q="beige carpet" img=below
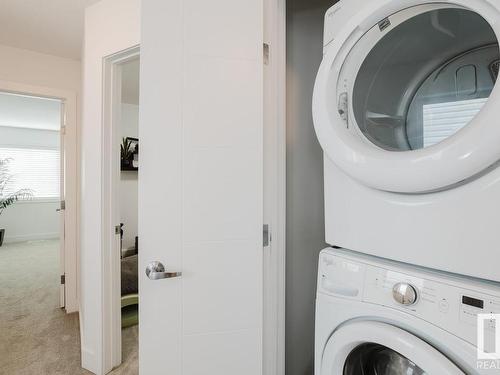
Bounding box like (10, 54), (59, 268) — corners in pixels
(0, 240), (138, 375)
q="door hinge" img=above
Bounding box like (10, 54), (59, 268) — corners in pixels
(115, 225), (121, 235)
(263, 43), (270, 65)
(61, 125), (67, 135)
(263, 224), (271, 247)
(60, 274), (65, 285)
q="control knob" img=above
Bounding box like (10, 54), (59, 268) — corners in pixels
(392, 282), (418, 306)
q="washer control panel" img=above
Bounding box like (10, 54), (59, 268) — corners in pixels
(318, 249), (500, 351)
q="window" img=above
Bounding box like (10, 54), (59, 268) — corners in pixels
(0, 93), (62, 200)
(0, 147), (60, 199)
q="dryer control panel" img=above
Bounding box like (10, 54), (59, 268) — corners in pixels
(318, 248), (500, 352)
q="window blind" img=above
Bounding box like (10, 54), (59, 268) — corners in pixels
(0, 147), (60, 199)
(423, 98), (488, 147)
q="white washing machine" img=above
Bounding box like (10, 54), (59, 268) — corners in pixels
(312, 0), (500, 281)
(316, 248), (500, 375)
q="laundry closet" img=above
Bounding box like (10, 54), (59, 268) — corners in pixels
(287, 0), (500, 373)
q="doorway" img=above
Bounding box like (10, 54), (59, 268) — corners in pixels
(101, 47), (140, 373)
(0, 85), (79, 373)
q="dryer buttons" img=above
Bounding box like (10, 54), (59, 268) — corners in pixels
(438, 299), (450, 313)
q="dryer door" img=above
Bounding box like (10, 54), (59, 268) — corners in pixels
(320, 321), (465, 375)
(313, 1), (500, 193)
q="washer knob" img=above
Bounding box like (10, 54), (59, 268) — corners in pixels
(392, 282), (417, 305)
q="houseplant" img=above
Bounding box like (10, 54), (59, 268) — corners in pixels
(121, 137), (134, 170)
(0, 159), (33, 246)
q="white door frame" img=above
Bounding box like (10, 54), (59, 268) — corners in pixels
(59, 100), (67, 309)
(0, 79), (79, 313)
(263, 0), (287, 374)
(101, 45), (140, 372)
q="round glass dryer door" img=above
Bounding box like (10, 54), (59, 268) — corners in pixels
(350, 7), (497, 152)
(320, 321), (465, 375)
(313, 2), (500, 193)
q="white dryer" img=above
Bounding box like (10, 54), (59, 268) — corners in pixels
(316, 248), (500, 375)
(312, 0), (500, 281)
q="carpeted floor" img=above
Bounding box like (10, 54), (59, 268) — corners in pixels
(0, 240), (138, 375)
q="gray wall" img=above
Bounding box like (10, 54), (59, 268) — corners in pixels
(286, 1), (335, 374)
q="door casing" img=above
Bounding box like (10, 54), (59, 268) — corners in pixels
(101, 46), (140, 372)
(263, 0), (286, 374)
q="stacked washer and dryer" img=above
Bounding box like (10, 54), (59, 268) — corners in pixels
(312, 0), (500, 373)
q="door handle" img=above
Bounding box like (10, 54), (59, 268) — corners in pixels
(146, 261), (182, 280)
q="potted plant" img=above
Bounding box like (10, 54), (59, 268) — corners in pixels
(121, 137), (134, 170)
(0, 159), (33, 246)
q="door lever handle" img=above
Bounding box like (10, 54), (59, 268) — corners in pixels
(146, 261), (182, 280)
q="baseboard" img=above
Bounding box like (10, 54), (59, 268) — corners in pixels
(3, 232), (59, 244)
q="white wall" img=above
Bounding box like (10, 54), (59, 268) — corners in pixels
(286, 2), (330, 375)
(81, 1), (140, 373)
(0, 44), (81, 89)
(120, 103), (139, 250)
(0, 201), (59, 243)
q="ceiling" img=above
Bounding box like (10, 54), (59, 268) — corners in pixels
(0, 0), (101, 60)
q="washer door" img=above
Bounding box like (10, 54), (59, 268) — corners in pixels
(321, 321), (465, 374)
(313, 1), (500, 193)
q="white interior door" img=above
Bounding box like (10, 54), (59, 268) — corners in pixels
(139, 1), (264, 374)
